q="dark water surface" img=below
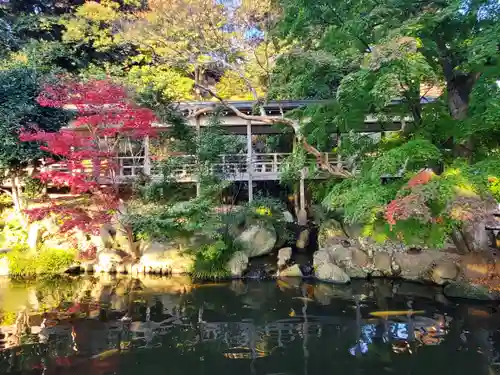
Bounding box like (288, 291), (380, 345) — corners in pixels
(0, 276), (499, 375)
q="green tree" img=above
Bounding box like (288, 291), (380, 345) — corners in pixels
(271, 0), (500, 248)
(0, 65), (70, 211)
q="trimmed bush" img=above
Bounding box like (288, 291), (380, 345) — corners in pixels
(4, 245), (76, 277)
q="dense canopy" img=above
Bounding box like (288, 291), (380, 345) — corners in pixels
(1, 0), (500, 247)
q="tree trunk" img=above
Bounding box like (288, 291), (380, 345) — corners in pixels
(448, 85), (469, 121)
(447, 73), (478, 158)
(10, 176), (22, 213)
(125, 224), (139, 259)
(15, 176), (23, 210)
(450, 228), (470, 254)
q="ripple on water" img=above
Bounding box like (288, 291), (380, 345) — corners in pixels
(0, 276), (498, 375)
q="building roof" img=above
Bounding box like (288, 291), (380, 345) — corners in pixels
(177, 96), (440, 115)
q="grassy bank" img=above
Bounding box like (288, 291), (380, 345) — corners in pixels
(1, 245), (76, 278)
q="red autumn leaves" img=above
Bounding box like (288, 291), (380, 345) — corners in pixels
(19, 78), (157, 234)
(384, 169), (437, 230)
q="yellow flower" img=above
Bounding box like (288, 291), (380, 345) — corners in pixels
(255, 207), (271, 216)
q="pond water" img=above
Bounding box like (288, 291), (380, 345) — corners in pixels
(0, 276), (499, 375)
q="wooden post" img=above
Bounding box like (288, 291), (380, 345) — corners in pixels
(298, 168), (307, 225)
(299, 169), (306, 210)
(247, 120), (253, 202)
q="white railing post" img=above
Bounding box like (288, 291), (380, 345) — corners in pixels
(273, 153), (278, 173)
(143, 136), (151, 176)
(116, 157), (122, 180)
(247, 120), (253, 202)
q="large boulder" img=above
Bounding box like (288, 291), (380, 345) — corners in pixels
(226, 251), (249, 278)
(314, 245), (370, 279)
(139, 241), (195, 274)
(444, 281), (500, 300)
(372, 252), (393, 276)
(317, 219), (347, 248)
(315, 263), (350, 284)
(237, 224), (277, 258)
(431, 261), (459, 285)
(279, 264), (303, 278)
(460, 220), (491, 253)
(393, 251), (461, 282)
(346, 248), (371, 278)
(96, 249), (130, 273)
(277, 247), (292, 269)
(451, 195), (497, 253)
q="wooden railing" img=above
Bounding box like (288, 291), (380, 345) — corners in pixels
(45, 153), (343, 183)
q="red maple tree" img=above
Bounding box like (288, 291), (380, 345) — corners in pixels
(384, 169), (435, 230)
(19, 78), (157, 257)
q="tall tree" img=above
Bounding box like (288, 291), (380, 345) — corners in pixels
(117, 0), (348, 177)
(20, 78), (157, 255)
(0, 65), (70, 211)
(275, 0), (500, 143)
(272, 0), (500, 248)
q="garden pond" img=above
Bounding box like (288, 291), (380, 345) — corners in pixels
(0, 275), (499, 375)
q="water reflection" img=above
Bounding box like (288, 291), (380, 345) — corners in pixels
(0, 276), (498, 375)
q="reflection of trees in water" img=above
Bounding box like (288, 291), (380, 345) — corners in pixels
(0, 277), (498, 374)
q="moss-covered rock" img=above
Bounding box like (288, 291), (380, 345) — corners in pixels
(317, 219), (347, 248)
(444, 281), (500, 300)
(237, 223), (277, 258)
(138, 241), (195, 274)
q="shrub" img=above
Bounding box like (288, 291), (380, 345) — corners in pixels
(0, 215), (28, 248)
(0, 194), (12, 213)
(4, 245), (76, 277)
(189, 239), (241, 280)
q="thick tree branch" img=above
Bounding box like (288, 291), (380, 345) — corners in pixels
(0, 187), (12, 196)
(193, 84), (352, 179)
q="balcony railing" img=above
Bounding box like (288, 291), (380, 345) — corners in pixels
(44, 153), (344, 183)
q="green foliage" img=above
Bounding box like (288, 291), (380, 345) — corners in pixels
(270, 51), (345, 100)
(324, 178), (401, 224)
(0, 65), (70, 175)
(188, 196), (291, 280)
(127, 65), (194, 101)
(369, 139), (442, 180)
(279, 148), (308, 183)
(127, 195), (221, 243)
(189, 240), (234, 280)
(135, 110), (244, 208)
(0, 194), (12, 213)
(4, 245), (76, 277)
(22, 176), (46, 199)
(273, 0), (500, 248)
(0, 215), (28, 248)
